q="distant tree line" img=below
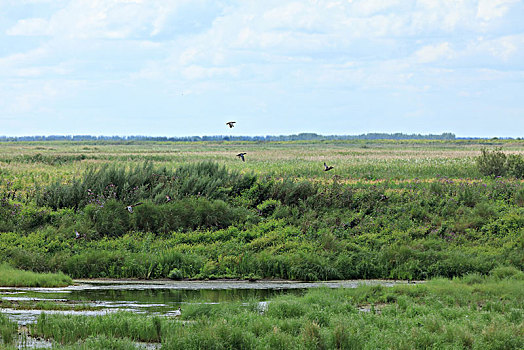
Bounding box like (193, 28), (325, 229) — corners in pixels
(0, 132), (457, 142)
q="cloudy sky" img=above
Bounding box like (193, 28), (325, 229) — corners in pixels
(1, 0), (523, 137)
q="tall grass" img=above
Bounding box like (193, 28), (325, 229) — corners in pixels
(0, 312), (17, 347)
(35, 161), (256, 210)
(0, 263), (72, 287)
(31, 312), (163, 344)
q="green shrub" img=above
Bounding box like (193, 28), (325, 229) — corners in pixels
(269, 179), (319, 206)
(0, 198), (19, 232)
(514, 187), (524, 206)
(161, 197), (249, 233)
(17, 205), (52, 232)
(84, 200), (130, 238)
(5, 248), (50, 273)
(476, 148), (507, 177)
(35, 161), (257, 210)
(257, 199), (280, 217)
(490, 266), (524, 280)
(506, 154), (524, 178)
(167, 268), (183, 280)
(61, 250), (128, 278)
(131, 201), (161, 233)
(476, 148), (524, 178)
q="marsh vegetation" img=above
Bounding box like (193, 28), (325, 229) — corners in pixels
(1, 271), (522, 349)
(0, 139), (522, 348)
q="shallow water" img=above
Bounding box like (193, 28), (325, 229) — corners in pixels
(1, 279), (412, 325)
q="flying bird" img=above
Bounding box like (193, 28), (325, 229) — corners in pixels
(237, 152), (247, 162)
(126, 202), (143, 213)
(323, 162), (334, 171)
(226, 121), (236, 128)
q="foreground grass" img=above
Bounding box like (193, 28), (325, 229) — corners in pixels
(23, 270), (523, 349)
(0, 263), (72, 287)
(0, 312), (17, 347)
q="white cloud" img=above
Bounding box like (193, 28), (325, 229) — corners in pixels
(6, 18), (50, 36)
(5, 0), (220, 40)
(414, 42), (454, 63)
(479, 35), (521, 61)
(0, 47), (49, 75)
(477, 0), (519, 21)
(0, 79), (82, 114)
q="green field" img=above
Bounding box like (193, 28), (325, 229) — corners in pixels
(0, 139), (522, 280)
(0, 139), (523, 348)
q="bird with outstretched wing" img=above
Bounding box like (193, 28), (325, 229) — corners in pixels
(125, 202), (143, 213)
(237, 152), (247, 162)
(323, 162), (334, 171)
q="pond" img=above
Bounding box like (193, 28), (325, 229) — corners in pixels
(1, 279), (412, 325)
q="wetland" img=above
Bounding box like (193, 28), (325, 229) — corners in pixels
(0, 139), (522, 348)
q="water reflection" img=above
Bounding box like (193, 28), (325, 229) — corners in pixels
(67, 287), (303, 305)
(1, 279), (411, 325)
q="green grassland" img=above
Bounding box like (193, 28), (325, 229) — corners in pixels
(0, 139), (522, 281)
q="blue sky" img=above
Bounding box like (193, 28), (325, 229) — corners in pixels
(1, 0), (523, 137)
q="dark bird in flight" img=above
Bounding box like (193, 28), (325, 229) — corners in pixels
(237, 152), (247, 162)
(226, 121), (236, 128)
(126, 202), (143, 213)
(323, 162), (334, 171)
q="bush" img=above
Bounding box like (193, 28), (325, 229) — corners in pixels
(161, 197), (249, 233)
(490, 266), (524, 280)
(131, 202), (161, 232)
(167, 268), (183, 280)
(84, 200), (130, 238)
(476, 148), (524, 178)
(0, 198), (18, 232)
(476, 148), (507, 177)
(36, 161), (257, 210)
(506, 154), (524, 178)
(61, 250), (128, 278)
(257, 199), (280, 217)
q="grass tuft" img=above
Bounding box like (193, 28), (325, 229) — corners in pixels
(0, 263), (72, 287)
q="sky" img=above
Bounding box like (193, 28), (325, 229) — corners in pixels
(0, 0), (523, 138)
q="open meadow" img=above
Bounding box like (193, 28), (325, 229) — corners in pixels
(0, 139), (523, 348)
